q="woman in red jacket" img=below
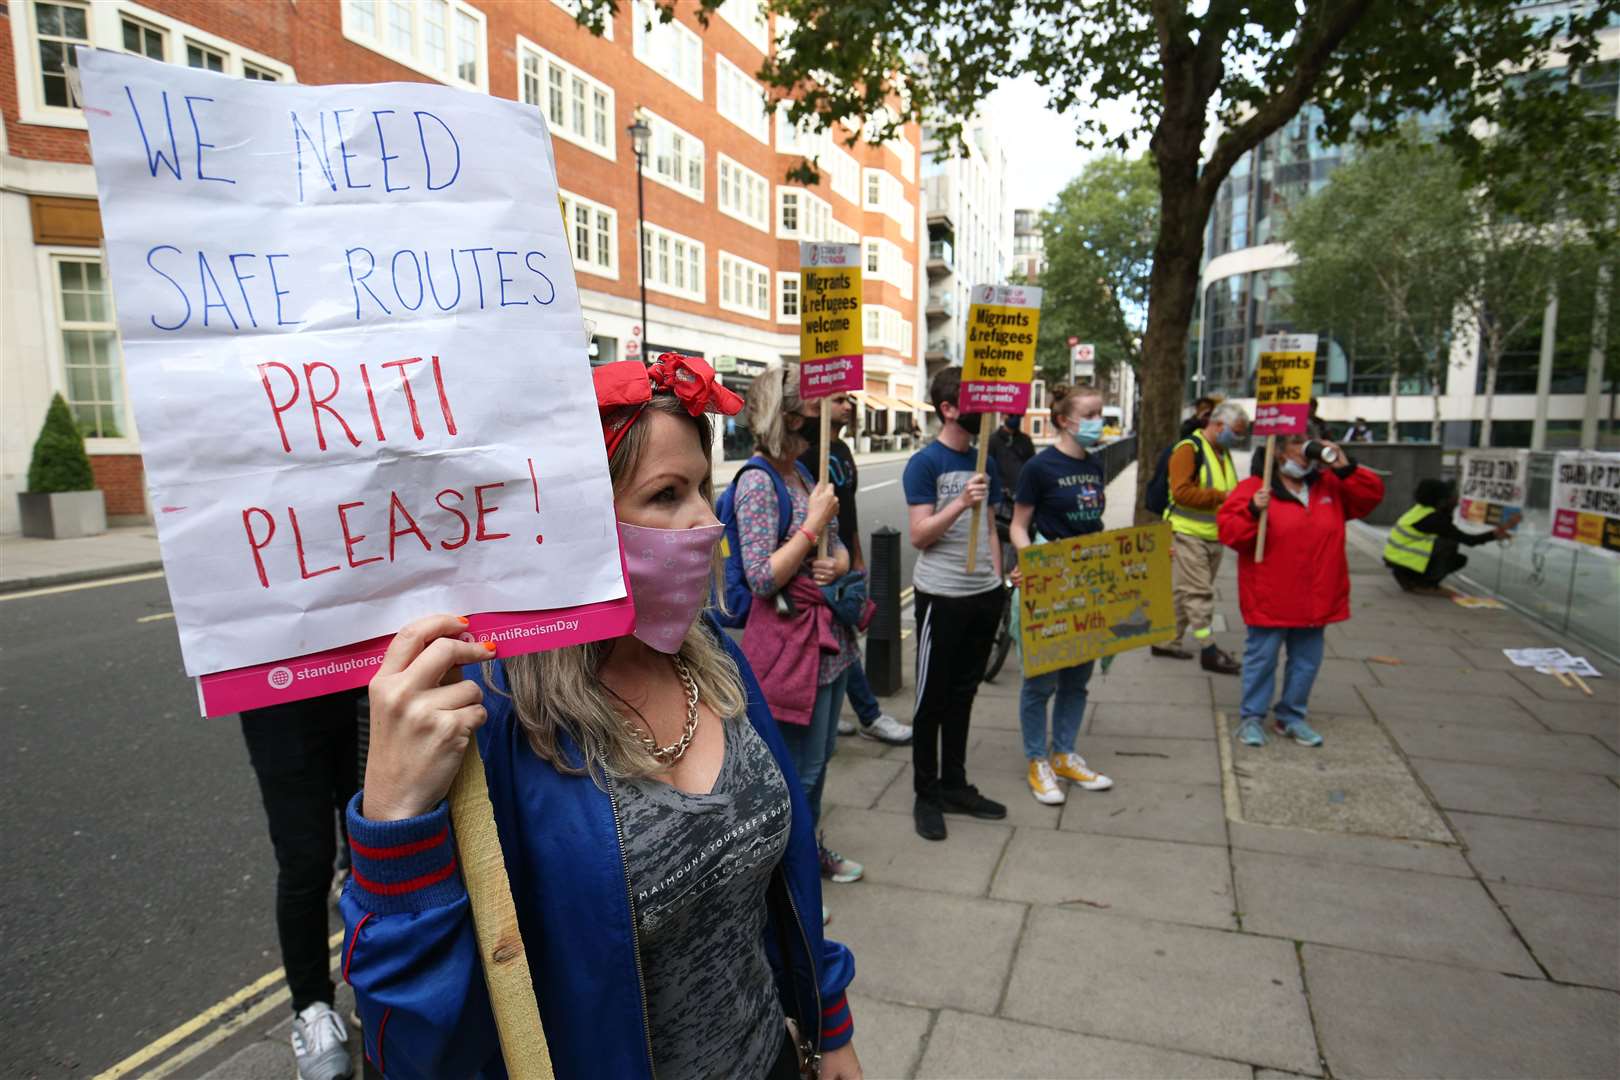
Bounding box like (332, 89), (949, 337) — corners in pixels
(1217, 437), (1384, 747)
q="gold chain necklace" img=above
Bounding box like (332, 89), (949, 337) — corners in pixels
(623, 655), (701, 766)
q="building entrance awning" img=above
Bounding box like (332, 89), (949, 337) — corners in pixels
(854, 390), (899, 410)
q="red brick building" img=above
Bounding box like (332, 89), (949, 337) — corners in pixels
(1, 0), (926, 529)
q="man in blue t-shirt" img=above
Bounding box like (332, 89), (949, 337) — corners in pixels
(902, 367), (1008, 841)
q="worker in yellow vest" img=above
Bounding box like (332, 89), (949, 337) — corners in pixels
(1152, 402), (1249, 674)
(1384, 478), (1516, 593)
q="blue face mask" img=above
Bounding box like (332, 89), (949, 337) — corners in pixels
(1213, 426), (1238, 449)
(1069, 418), (1105, 447)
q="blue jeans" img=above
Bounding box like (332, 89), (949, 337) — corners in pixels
(778, 669), (850, 833)
(844, 655), (882, 725)
(1019, 661), (1096, 760)
(1240, 626), (1326, 728)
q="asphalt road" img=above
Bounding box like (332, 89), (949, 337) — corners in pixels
(0, 463), (917, 1076)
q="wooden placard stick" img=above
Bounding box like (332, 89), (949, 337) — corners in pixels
(1549, 668), (1574, 689)
(965, 411), (996, 574)
(817, 406), (832, 558)
(1255, 434), (1277, 563)
(449, 741), (554, 1077)
(1570, 672), (1594, 696)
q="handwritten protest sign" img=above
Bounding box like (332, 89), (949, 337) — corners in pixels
(1251, 334), (1317, 437)
(1018, 523), (1175, 677)
(79, 51), (629, 714)
(799, 243), (863, 398)
(1550, 450), (1620, 556)
(1456, 449), (1527, 530)
(961, 284), (1041, 414)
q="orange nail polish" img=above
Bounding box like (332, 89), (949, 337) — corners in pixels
(483, 641), (497, 652)
(458, 616), (470, 625)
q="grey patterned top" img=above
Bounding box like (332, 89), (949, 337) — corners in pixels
(614, 715), (793, 1079)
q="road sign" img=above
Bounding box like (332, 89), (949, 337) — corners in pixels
(625, 338), (641, 358)
(1070, 342), (1095, 384)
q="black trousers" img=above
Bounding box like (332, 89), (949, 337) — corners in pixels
(1392, 538), (1467, 590)
(241, 690), (361, 1013)
(911, 586), (1003, 796)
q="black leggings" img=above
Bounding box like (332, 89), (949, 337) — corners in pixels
(240, 690), (361, 1012)
(766, 1028), (800, 1080)
(911, 586), (1004, 796)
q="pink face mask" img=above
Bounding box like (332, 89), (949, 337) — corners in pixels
(619, 521), (725, 654)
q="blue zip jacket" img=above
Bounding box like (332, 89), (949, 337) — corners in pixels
(339, 623), (855, 1078)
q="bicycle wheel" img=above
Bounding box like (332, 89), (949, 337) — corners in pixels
(983, 591), (1015, 682)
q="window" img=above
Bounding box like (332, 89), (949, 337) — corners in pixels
(776, 104), (810, 153)
(778, 186), (834, 241)
(186, 41), (226, 72)
(122, 16), (165, 61)
(777, 272), (800, 323)
(779, 189), (799, 234)
(519, 41), (615, 159)
(717, 0), (769, 52)
(863, 304), (911, 354)
(719, 253), (771, 318)
(641, 222), (705, 301)
(342, 0), (487, 90)
(633, 0), (702, 100)
(865, 170), (883, 209)
(820, 142), (860, 204)
(716, 56), (769, 143)
(560, 190), (618, 278)
(54, 258), (124, 439)
(33, 2), (90, 108)
(243, 63), (279, 81)
(717, 155), (769, 231)
(643, 111), (704, 200)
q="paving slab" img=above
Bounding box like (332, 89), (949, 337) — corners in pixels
(915, 1009), (1250, 1079)
(1449, 811), (1620, 896)
(1328, 622), (1468, 646)
(823, 756), (909, 811)
(1227, 820), (1471, 877)
(1212, 676), (1372, 718)
(1368, 664), (1526, 696)
(820, 807), (1011, 898)
(1088, 703), (1217, 740)
(991, 828), (1235, 929)
(1381, 717), (1619, 774)
(1487, 882), (1620, 990)
(1058, 779), (1227, 846)
(1356, 686), (1537, 729)
(1518, 698), (1620, 746)
(1326, 639), (1467, 666)
(1233, 849), (1538, 975)
(1449, 624), (1568, 649)
(844, 992), (931, 1080)
(1303, 944), (1620, 1079)
(1086, 675), (1212, 705)
(1066, 734), (1222, 786)
(1409, 758), (1620, 827)
(821, 883), (1026, 1015)
(871, 757), (1063, 831)
(1000, 907), (1321, 1075)
(1508, 666), (1620, 705)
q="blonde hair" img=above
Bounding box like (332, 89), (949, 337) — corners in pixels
(1051, 382), (1104, 424)
(494, 394), (746, 782)
(743, 361), (806, 459)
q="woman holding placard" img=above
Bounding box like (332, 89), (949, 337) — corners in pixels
(340, 355), (863, 1080)
(1218, 436), (1383, 748)
(1008, 384), (1116, 805)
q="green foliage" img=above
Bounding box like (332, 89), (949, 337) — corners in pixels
(27, 394), (96, 494)
(1032, 154), (1158, 386)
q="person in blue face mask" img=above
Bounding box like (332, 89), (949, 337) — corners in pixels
(1008, 384), (1116, 805)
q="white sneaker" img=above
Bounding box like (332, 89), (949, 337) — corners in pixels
(1027, 758), (1066, 805)
(291, 1002), (352, 1080)
(836, 716), (857, 736)
(1052, 752), (1115, 792)
(858, 712), (913, 745)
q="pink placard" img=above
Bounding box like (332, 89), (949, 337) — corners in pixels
(800, 355), (863, 399)
(1251, 402), (1309, 437)
(960, 380), (1031, 415)
(1552, 509), (1579, 541)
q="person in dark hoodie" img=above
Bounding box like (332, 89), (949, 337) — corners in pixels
(1382, 478), (1517, 594)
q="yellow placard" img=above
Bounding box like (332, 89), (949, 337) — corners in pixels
(1017, 523), (1176, 677)
(1252, 333), (1318, 437)
(800, 243), (863, 363)
(963, 285), (1041, 385)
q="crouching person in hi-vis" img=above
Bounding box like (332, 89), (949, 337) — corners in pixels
(1153, 402), (1249, 675)
(340, 356), (862, 1080)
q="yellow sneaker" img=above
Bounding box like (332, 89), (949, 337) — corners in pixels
(1051, 753), (1114, 792)
(1027, 758), (1065, 805)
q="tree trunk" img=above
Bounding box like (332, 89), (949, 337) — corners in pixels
(1481, 339), (1500, 448)
(1133, 139), (1206, 521)
(1389, 371), (1399, 443)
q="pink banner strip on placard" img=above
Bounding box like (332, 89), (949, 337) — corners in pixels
(198, 591), (635, 717)
(1251, 402), (1309, 437)
(960, 381), (1031, 415)
(800, 355), (863, 399)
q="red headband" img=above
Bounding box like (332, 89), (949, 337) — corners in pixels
(594, 353), (744, 456)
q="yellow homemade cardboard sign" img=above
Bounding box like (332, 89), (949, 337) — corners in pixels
(799, 243), (863, 364)
(1017, 523), (1175, 677)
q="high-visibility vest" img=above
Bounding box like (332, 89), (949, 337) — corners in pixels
(1383, 504), (1438, 572)
(1165, 430), (1238, 541)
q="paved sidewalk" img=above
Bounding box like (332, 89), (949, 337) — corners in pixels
(0, 525), (162, 592)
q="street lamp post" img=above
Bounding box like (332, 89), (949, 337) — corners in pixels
(627, 115), (651, 355)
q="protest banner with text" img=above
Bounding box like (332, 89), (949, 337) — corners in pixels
(1018, 523), (1175, 677)
(1251, 334), (1318, 437)
(1456, 449), (1528, 530)
(961, 284), (1041, 414)
(799, 243), (863, 399)
(1550, 450), (1620, 556)
(79, 51), (630, 715)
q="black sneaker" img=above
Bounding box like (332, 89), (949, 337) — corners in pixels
(913, 795), (947, 841)
(940, 784), (1008, 820)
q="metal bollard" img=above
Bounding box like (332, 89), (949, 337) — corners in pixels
(866, 526), (904, 696)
